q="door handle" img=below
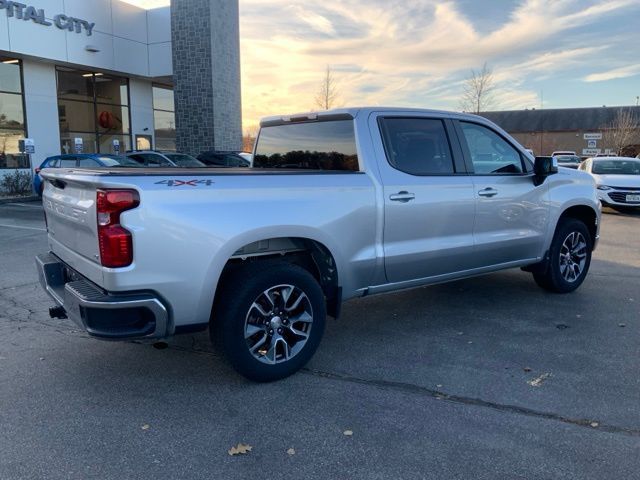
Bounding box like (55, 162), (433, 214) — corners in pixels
(478, 188), (498, 198)
(389, 191), (415, 203)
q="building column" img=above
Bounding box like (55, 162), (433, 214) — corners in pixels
(129, 79), (155, 151)
(22, 60), (60, 171)
(170, 0), (242, 155)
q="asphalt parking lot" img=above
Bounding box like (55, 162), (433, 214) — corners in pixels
(1, 201), (639, 479)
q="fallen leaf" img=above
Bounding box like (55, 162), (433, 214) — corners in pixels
(523, 367), (532, 373)
(457, 332), (464, 336)
(527, 373), (551, 387)
(576, 314), (582, 318)
(141, 424), (150, 430)
(618, 323), (626, 328)
(436, 384), (443, 388)
(467, 341), (473, 344)
(343, 430), (353, 436)
(590, 422), (599, 428)
(286, 448), (295, 455)
(228, 443), (252, 456)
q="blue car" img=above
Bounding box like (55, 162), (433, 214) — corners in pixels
(34, 154), (139, 196)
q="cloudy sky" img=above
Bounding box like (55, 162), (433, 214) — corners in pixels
(124, 0), (640, 128)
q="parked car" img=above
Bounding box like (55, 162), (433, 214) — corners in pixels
(552, 150), (577, 156)
(579, 156), (640, 211)
(197, 150), (250, 167)
(126, 150), (205, 168)
(554, 154), (582, 169)
(33, 154), (139, 196)
(37, 107), (600, 382)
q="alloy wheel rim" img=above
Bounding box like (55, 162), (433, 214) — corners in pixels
(559, 231), (587, 283)
(244, 284), (313, 364)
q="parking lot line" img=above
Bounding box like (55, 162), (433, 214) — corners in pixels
(0, 223), (47, 232)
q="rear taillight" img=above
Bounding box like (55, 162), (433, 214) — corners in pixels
(96, 189), (140, 268)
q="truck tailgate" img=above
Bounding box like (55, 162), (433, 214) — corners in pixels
(42, 173), (102, 282)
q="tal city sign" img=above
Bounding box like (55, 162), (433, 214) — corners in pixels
(0, 1), (95, 36)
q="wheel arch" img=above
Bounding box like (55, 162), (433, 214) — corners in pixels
(210, 234), (343, 322)
(557, 205), (598, 248)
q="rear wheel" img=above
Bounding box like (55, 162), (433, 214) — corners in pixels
(533, 219), (592, 293)
(211, 262), (326, 382)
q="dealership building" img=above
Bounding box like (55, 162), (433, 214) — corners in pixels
(0, 0), (241, 180)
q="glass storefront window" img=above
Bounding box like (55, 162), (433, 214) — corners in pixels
(0, 93), (25, 129)
(153, 84), (175, 151)
(60, 132), (98, 155)
(0, 58), (26, 170)
(99, 134), (131, 154)
(0, 61), (22, 94)
(153, 86), (174, 112)
(57, 68), (94, 102)
(96, 104), (130, 134)
(95, 74), (128, 106)
(56, 68), (131, 154)
(58, 100), (96, 134)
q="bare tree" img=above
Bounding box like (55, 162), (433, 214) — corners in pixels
(314, 66), (339, 111)
(242, 125), (259, 153)
(602, 109), (640, 155)
(460, 63), (495, 114)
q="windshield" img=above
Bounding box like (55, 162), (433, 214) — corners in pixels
(592, 159), (640, 175)
(165, 154), (205, 167)
(555, 155), (581, 164)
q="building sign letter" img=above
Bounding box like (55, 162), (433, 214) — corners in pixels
(0, 2), (94, 35)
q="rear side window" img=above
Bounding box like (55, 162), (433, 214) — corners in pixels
(379, 118), (455, 175)
(254, 120), (359, 171)
(78, 158), (100, 167)
(59, 158), (77, 168)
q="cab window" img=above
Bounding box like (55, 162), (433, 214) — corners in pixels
(379, 118), (455, 175)
(460, 122), (524, 174)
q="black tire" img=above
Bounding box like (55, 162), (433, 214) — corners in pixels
(211, 262), (326, 382)
(533, 218), (592, 293)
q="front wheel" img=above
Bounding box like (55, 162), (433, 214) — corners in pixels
(533, 219), (592, 293)
(211, 262), (326, 382)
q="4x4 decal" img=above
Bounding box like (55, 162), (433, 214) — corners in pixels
(155, 179), (215, 187)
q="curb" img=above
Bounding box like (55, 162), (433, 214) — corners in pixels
(0, 195), (41, 205)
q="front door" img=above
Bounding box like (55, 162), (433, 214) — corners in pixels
(374, 115), (477, 283)
(454, 120), (549, 267)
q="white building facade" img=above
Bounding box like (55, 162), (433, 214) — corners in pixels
(0, 0), (176, 180)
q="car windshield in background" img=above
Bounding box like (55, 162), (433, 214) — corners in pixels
(253, 120), (359, 171)
(165, 154), (205, 167)
(97, 156), (140, 167)
(556, 155), (581, 164)
(592, 159), (640, 175)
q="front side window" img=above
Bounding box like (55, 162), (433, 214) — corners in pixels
(254, 120), (359, 171)
(379, 117), (455, 175)
(460, 122), (524, 174)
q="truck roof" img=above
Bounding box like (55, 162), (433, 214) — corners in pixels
(259, 107), (488, 127)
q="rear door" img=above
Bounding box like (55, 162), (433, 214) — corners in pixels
(372, 114), (477, 283)
(453, 120), (548, 267)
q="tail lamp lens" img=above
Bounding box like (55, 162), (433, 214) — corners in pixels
(96, 189), (140, 268)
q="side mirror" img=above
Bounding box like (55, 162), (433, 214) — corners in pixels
(533, 156), (558, 185)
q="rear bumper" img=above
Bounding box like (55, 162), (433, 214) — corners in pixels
(36, 252), (170, 340)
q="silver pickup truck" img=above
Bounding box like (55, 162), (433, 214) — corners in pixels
(37, 107), (600, 381)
